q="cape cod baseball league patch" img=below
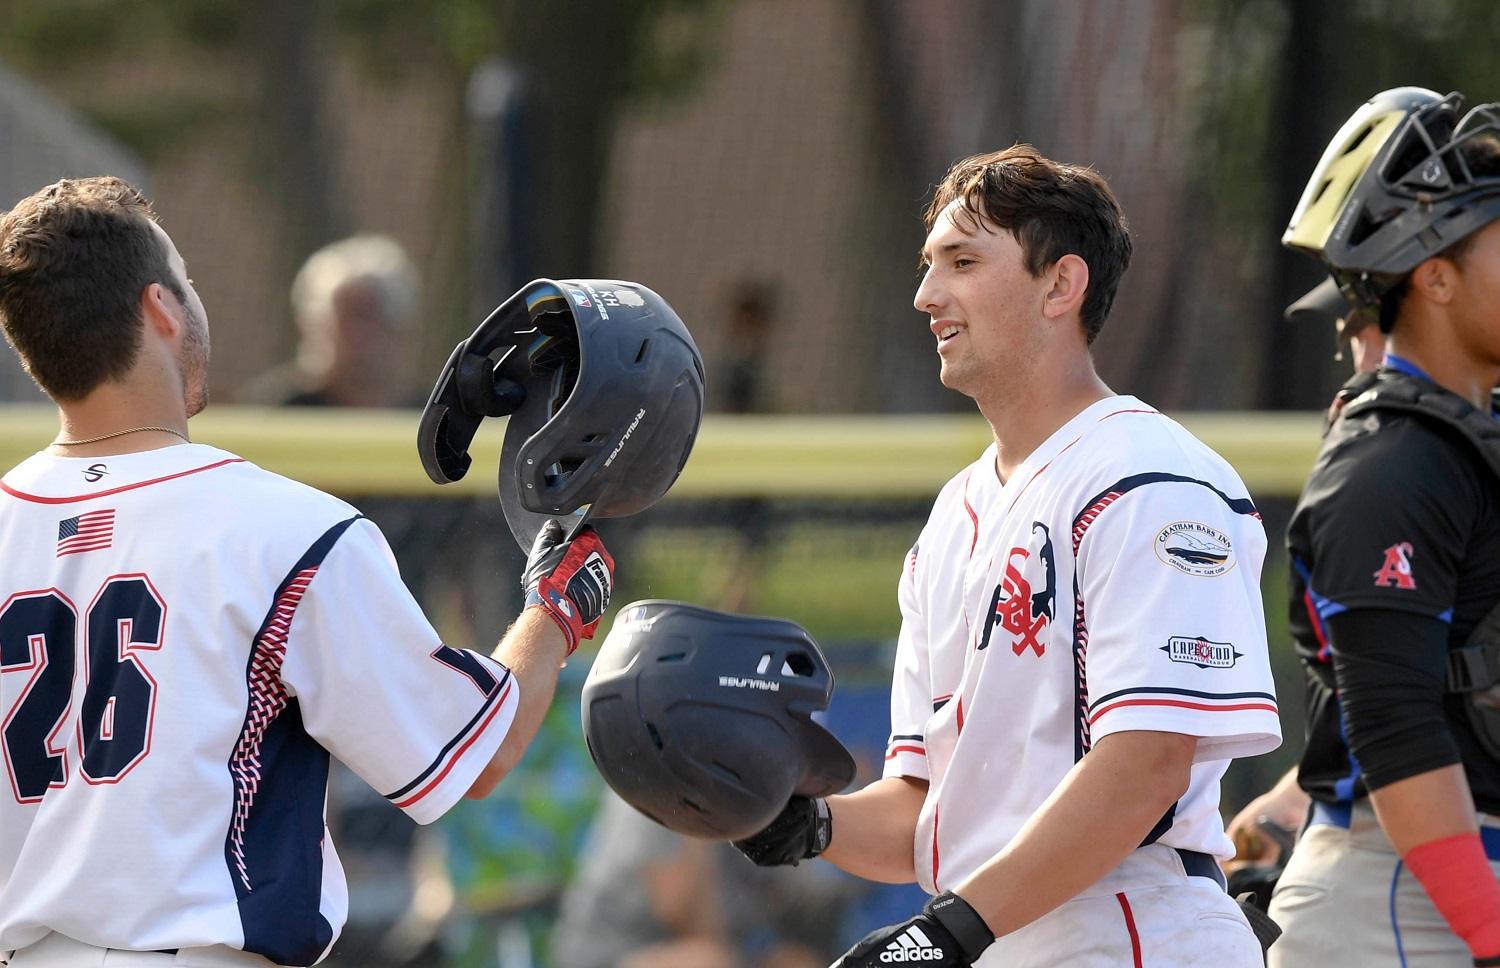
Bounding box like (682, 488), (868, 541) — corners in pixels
(1162, 636), (1242, 669)
(1154, 520), (1236, 577)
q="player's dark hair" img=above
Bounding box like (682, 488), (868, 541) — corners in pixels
(0, 176), (186, 401)
(1381, 132), (1500, 331)
(924, 144), (1133, 343)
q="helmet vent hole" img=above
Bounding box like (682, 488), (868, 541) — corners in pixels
(646, 721), (665, 751)
(546, 458), (585, 486)
(712, 760), (743, 783)
(782, 652), (816, 678)
(656, 652), (687, 663)
(756, 653), (772, 675)
(1345, 123), (1374, 157)
(1347, 209), (1383, 247)
(580, 433), (608, 445)
(634, 339), (652, 365)
(679, 796), (707, 814)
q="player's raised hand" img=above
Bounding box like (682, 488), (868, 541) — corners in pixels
(732, 795), (831, 867)
(522, 521), (614, 655)
(829, 892), (993, 968)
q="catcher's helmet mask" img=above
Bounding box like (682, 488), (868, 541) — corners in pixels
(581, 600), (857, 840)
(418, 279), (705, 549)
(1284, 89), (1500, 327)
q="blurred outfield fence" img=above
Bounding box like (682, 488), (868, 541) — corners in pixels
(0, 401), (1320, 770)
(0, 404), (1323, 964)
(0, 405), (1326, 498)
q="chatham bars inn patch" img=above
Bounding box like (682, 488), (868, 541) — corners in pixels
(1154, 520), (1236, 577)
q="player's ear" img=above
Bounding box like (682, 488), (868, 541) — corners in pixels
(140, 282), (184, 339)
(1408, 256), (1457, 307)
(1042, 254), (1089, 321)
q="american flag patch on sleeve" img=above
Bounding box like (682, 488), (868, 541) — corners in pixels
(58, 509), (115, 557)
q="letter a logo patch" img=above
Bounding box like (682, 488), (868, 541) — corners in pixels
(1373, 541), (1417, 589)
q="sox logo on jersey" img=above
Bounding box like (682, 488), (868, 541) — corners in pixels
(979, 522), (1056, 656)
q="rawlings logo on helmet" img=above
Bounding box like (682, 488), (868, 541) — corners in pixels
(604, 408), (647, 468)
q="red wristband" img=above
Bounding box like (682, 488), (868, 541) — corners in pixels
(1405, 832), (1500, 960)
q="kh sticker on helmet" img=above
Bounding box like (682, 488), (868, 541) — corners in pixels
(605, 289), (646, 308)
(1155, 521), (1236, 577)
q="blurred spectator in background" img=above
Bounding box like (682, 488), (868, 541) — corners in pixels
(238, 234), (419, 407)
(717, 279), (777, 414)
(715, 280), (779, 612)
(549, 789), (848, 968)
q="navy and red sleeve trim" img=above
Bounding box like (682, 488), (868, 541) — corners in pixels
(1086, 685), (1278, 725)
(885, 732), (926, 761)
(383, 661), (514, 808)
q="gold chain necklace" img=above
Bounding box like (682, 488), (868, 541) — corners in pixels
(53, 426), (189, 446)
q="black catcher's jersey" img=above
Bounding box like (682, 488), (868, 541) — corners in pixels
(1288, 387), (1500, 812)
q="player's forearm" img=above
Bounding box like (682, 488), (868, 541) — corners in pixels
(465, 607), (570, 798)
(821, 775), (929, 882)
(1367, 764), (1478, 853)
(1371, 765), (1500, 960)
(953, 730), (1196, 938)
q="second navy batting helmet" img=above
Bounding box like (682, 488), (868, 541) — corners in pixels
(1283, 88), (1500, 321)
(417, 279), (705, 549)
(580, 600), (857, 840)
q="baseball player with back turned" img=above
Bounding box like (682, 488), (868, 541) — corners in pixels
(733, 146), (1282, 967)
(0, 178), (615, 968)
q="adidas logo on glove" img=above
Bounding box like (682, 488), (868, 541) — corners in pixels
(880, 926), (945, 962)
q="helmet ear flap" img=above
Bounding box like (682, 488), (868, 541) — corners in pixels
(455, 352), (526, 417)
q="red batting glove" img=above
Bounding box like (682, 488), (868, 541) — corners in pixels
(521, 521), (614, 655)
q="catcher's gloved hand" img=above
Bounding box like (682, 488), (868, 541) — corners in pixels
(732, 796), (831, 867)
(521, 521), (614, 656)
(830, 892), (993, 967)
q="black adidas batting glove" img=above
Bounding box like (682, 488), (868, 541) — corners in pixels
(732, 796), (831, 867)
(522, 521), (614, 656)
(830, 892), (993, 967)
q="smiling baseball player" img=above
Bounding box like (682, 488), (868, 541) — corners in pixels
(733, 146), (1282, 967)
(0, 178), (616, 968)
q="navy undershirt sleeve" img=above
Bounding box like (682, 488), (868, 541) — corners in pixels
(1327, 606), (1462, 791)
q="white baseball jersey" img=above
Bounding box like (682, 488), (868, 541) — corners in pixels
(884, 396), (1281, 896)
(0, 444), (518, 966)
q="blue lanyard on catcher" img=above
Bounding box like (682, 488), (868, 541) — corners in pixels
(1381, 352), (1432, 382)
(1383, 352), (1500, 420)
